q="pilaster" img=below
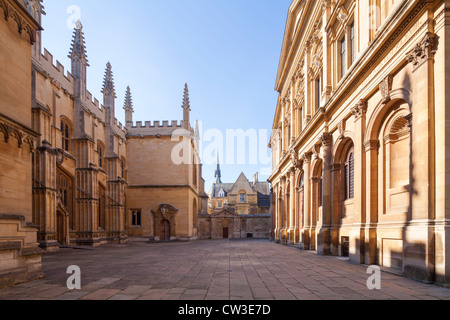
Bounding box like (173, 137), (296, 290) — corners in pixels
(316, 132), (332, 255)
(351, 99), (367, 264)
(302, 152), (312, 250)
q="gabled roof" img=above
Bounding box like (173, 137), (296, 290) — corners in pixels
(211, 208), (240, 218)
(209, 172), (271, 199)
(229, 172), (254, 194)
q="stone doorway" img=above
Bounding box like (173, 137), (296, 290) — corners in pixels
(151, 204), (178, 242)
(342, 236), (349, 257)
(160, 219), (171, 241)
(223, 227), (229, 239)
(56, 211), (65, 245)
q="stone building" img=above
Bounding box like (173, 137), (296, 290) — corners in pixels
(269, 0), (450, 285)
(0, 0), (207, 287)
(208, 161), (271, 215)
(198, 165), (271, 239)
(0, 0), (44, 289)
(126, 85), (209, 241)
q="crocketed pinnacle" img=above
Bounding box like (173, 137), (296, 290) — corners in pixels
(102, 62), (116, 97)
(124, 86), (133, 112)
(214, 152), (222, 184)
(68, 19), (89, 65)
(195, 120), (200, 141)
(182, 83), (191, 111)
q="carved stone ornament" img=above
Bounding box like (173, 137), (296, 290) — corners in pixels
(337, 6), (348, 22)
(351, 99), (368, 121)
(0, 118), (36, 152)
(338, 120), (346, 140)
(319, 132), (332, 147)
(406, 32), (439, 71)
(379, 75), (393, 104)
(0, 0), (40, 44)
(302, 152), (312, 164)
(290, 149), (300, 168)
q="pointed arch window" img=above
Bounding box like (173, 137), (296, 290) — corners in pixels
(61, 120), (71, 152)
(344, 147), (355, 200)
(97, 142), (104, 169)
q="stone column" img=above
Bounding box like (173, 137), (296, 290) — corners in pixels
(405, 31), (438, 282)
(364, 140), (379, 265)
(302, 152), (312, 249)
(330, 163), (341, 256)
(288, 168), (295, 244)
(294, 161), (303, 244)
(316, 133), (332, 255)
(351, 100), (367, 264)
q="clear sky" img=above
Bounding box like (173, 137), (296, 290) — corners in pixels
(40, 0), (292, 191)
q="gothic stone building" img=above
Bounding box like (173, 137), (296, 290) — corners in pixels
(269, 0), (450, 285)
(0, 0), (44, 288)
(0, 0), (207, 288)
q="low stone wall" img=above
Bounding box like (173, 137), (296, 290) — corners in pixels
(197, 213), (271, 240)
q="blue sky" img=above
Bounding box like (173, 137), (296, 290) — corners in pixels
(40, 0), (291, 191)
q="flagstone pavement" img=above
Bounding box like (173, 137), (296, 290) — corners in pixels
(0, 239), (449, 300)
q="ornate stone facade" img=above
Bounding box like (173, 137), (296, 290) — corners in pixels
(269, 0), (450, 285)
(0, 0), (208, 288)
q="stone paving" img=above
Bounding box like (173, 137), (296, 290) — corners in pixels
(0, 239), (449, 300)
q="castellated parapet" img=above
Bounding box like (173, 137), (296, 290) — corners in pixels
(34, 47), (126, 140)
(128, 120), (195, 137)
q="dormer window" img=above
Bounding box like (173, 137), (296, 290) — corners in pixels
(218, 188), (226, 198)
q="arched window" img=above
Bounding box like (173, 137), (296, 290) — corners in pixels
(120, 156), (126, 179)
(61, 119), (71, 152)
(97, 142), (104, 169)
(344, 147), (355, 200)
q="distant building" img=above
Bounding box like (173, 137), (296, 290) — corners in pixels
(208, 160), (270, 215)
(197, 162), (271, 240)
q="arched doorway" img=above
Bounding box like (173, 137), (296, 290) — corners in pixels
(160, 219), (171, 241)
(56, 211), (65, 245)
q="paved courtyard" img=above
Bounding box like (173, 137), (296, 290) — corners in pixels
(0, 239), (449, 300)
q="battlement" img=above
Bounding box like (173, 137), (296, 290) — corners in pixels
(86, 90), (100, 109)
(41, 48), (74, 85)
(133, 120), (183, 129)
(38, 47), (126, 138)
(129, 120), (188, 137)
